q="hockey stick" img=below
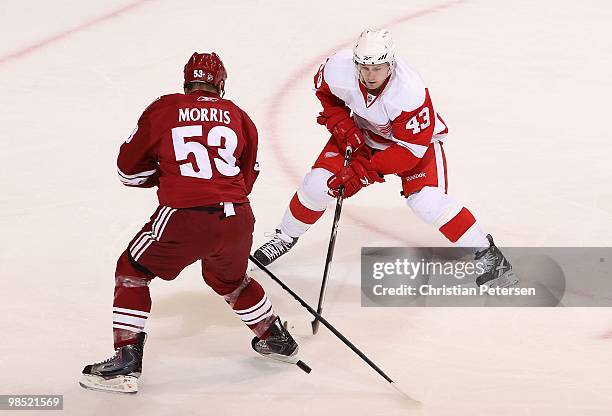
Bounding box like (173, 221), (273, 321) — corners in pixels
(249, 254), (419, 403)
(311, 146), (352, 335)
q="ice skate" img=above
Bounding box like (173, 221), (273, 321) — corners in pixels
(79, 332), (146, 394)
(475, 235), (518, 288)
(253, 229), (298, 266)
(252, 317), (299, 364)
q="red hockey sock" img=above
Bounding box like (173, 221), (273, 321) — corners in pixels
(288, 192), (325, 225)
(113, 252), (153, 349)
(224, 275), (276, 338)
(438, 207), (476, 243)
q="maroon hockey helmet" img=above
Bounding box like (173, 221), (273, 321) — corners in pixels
(183, 52), (227, 95)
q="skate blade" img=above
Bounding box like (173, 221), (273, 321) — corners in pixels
(486, 271), (519, 289)
(257, 347), (300, 365)
(79, 374), (139, 394)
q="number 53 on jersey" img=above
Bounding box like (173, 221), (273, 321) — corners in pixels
(171, 125), (240, 179)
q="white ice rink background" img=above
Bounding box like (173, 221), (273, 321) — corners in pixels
(1, 0), (611, 414)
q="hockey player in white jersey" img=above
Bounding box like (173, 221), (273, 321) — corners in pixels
(254, 29), (517, 288)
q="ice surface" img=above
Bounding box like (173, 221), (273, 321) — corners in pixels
(1, 1), (611, 414)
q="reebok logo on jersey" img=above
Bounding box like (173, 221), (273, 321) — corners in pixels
(324, 152), (339, 158)
(405, 172), (426, 181)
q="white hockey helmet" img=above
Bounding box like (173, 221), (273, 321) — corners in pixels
(353, 29), (396, 67)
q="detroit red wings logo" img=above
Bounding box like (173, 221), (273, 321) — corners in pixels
(356, 117), (393, 138)
(374, 121), (393, 136)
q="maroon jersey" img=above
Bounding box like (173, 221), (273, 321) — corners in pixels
(117, 90), (259, 208)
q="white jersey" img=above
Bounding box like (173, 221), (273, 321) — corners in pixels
(316, 49), (447, 158)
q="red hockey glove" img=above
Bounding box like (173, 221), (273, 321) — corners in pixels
(317, 112), (365, 152)
(327, 155), (384, 198)
(331, 117), (364, 152)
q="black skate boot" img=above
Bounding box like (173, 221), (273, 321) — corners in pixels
(252, 317), (299, 364)
(79, 332), (146, 394)
(253, 229), (298, 266)
(475, 235), (518, 288)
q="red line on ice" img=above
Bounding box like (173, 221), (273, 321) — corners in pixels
(265, 0), (466, 243)
(0, 0), (151, 65)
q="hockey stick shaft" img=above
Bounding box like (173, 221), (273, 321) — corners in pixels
(311, 147), (352, 334)
(249, 254), (394, 384)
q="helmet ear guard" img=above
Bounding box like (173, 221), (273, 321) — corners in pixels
(353, 29), (396, 68)
(183, 52), (228, 96)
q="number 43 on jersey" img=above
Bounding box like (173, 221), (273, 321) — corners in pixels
(405, 107), (430, 134)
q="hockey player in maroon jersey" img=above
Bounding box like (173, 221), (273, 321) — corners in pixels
(80, 52), (299, 394)
(254, 29), (517, 288)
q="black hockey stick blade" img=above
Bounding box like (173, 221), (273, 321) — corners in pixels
(311, 319), (320, 335)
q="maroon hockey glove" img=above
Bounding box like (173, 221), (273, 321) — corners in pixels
(317, 112), (365, 152)
(327, 155), (384, 198)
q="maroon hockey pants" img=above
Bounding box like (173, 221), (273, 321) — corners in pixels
(112, 203), (276, 348)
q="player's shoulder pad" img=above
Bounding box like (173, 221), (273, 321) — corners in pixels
(219, 98), (255, 127)
(142, 93), (183, 114)
(322, 49), (356, 92)
(214, 96), (241, 114)
(218, 96), (238, 109)
(386, 59), (428, 113)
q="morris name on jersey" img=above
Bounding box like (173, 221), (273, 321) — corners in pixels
(178, 107), (231, 124)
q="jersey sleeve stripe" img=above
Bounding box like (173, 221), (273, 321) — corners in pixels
(117, 168), (157, 179)
(119, 177), (148, 186)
